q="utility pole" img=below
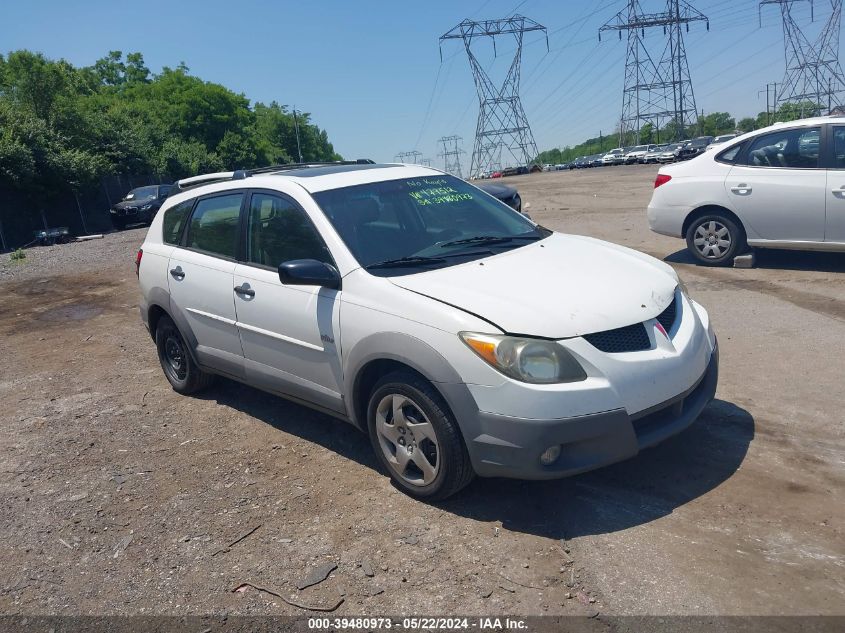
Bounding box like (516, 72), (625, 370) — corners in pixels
(292, 107), (304, 163)
(761, 0), (845, 116)
(437, 135), (466, 177)
(601, 0), (708, 142)
(440, 15), (548, 176)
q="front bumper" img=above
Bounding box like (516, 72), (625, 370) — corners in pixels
(460, 343), (718, 480)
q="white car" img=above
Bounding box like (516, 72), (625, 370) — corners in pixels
(706, 133), (737, 151)
(137, 161), (718, 500)
(602, 148), (625, 165)
(648, 116), (845, 265)
(624, 144), (657, 164)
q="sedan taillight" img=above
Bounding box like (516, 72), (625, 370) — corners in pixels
(654, 174), (672, 188)
(135, 248), (143, 276)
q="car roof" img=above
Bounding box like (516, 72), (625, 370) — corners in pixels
(166, 163), (446, 203)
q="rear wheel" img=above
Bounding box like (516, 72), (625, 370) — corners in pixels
(367, 371), (474, 500)
(685, 213), (745, 266)
(155, 315), (214, 394)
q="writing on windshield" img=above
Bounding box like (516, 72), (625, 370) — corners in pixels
(407, 178), (473, 206)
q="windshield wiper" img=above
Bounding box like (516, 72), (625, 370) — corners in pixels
(438, 234), (542, 248)
(365, 256), (447, 270)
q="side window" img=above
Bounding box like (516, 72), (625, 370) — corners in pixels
(833, 127), (845, 168)
(186, 193), (243, 259)
(246, 193), (332, 268)
(744, 127), (820, 168)
(716, 143), (742, 164)
(162, 200), (193, 245)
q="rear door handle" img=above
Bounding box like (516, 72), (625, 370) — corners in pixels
(234, 284), (255, 297)
(832, 187), (845, 198)
(169, 266), (185, 280)
(730, 184), (752, 195)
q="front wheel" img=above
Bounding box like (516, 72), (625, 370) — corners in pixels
(685, 213), (746, 266)
(367, 371), (474, 500)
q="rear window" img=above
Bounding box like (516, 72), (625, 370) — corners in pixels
(162, 200), (193, 245)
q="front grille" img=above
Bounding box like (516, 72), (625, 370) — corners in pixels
(584, 323), (650, 353)
(656, 296), (677, 332)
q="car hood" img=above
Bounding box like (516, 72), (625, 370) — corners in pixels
(388, 233), (677, 339)
(113, 199), (154, 210)
(475, 182), (517, 200)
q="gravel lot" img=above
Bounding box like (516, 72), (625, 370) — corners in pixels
(1, 165), (843, 617)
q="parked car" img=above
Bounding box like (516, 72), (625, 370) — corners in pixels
(677, 136), (714, 161)
(138, 161), (718, 500)
(643, 144), (669, 164)
(648, 117), (845, 266)
(706, 134), (737, 151)
(624, 145), (657, 164)
(656, 143), (685, 163)
(588, 154), (605, 167)
(110, 184), (173, 230)
(475, 181), (523, 213)
(601, 148), (625, 166)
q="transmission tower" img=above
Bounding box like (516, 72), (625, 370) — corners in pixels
(437, 135), (465, 177)
(601, 1), (708, 144)
(394, 150), (423, 164)
(420, 158), (432, 167)
(440, 15), (548, 177)
(760, 0), (845, 116)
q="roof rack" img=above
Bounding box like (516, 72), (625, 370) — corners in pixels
(174, 159), (376, 192)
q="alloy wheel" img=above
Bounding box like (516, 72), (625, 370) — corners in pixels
(375, 393), (440, 487)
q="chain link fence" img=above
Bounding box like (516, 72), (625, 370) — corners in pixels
(0, 174), (172, 251)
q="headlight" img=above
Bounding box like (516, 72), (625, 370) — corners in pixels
(460, 332), (587, 384)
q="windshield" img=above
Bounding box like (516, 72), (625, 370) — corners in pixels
(631, 145), (647, 152)
(312, 175), (549, 276)
(691, 137), (713, 147)
(124, 186), (158, 201)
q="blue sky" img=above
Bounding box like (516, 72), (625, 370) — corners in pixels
(0, 0), (830, 167)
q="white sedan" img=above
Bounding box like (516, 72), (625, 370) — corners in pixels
(648, 116), (845, 265)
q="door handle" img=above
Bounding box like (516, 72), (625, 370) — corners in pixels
(169, 267), (185, 280)
(730, 184), (752, 195)
(832, 188), (845, 198)
(234, 284), (255, 297)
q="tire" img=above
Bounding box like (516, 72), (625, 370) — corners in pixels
(366, 370), (474, 500)
(155, 315), (214, 394)
(685, 213), (746, 267)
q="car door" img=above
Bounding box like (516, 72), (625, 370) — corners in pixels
(233, 191), (344, 414)
(724, 125), (825, 242)
(825, 125), (845, 243)
(167, 191), (246, 378)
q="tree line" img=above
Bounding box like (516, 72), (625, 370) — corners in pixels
(536, 103), (821, 165)
(0, 49), (342, 207)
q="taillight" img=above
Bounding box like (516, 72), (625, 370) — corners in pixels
(135, 248), (143, 276)
(654, 174), (672, 188)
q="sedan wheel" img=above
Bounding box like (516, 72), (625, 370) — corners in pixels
(685, 214), (745, 266)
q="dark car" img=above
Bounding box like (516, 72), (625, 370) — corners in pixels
(110, 184), (173, 230)
(677, 136), (714, 161)
(475, 181), (523, 213)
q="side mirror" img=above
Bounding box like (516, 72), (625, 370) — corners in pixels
(278, 259), (341, 290)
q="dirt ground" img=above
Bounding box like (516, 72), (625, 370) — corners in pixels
(1, 165), (843, 617)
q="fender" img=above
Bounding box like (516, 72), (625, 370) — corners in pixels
(343, 331), (477, 430)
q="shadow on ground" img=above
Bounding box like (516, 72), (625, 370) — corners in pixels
(665, 247), (845, 273)
(203, 380), (754, 540)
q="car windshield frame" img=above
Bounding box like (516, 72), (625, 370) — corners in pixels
(312, 174), (550, 277)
